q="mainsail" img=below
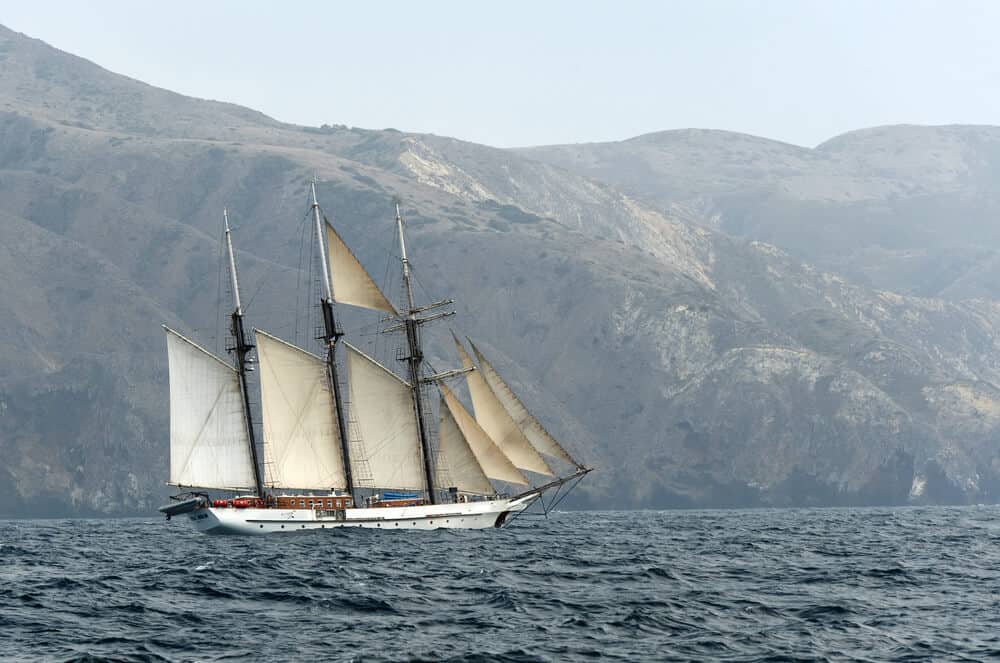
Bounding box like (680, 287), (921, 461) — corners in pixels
(326, 224), (398, 315)
(255, 329), (347, 490)
(453, 336), (554, 476)
(470, 341), (582, 469)
(439, 385), (529, 486)
(345, 342), (425, 490)
(164, 327), (257, 490)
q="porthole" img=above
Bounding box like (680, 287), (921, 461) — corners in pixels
(259, 524), (263, 529)
(281, 525), (285, 529)
(395, 522), (399, 527)
(301, 524), (305, 528)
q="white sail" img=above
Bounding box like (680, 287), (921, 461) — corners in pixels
(440, 386), (529, 486)
(345, 342), (425, 490)
(453, 336), (553, 476)
(164, 327), (256, 490)
(470, 342), (581, 468)
(326, 224), (398, 315)
(437, 394), (496, 494)
(255, 330), (347, 490)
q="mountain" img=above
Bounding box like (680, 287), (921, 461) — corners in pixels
(520, 126), (1000, 300)
(2, 24), (1000, 516)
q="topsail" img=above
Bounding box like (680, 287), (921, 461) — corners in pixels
(326, 224), (398, 315)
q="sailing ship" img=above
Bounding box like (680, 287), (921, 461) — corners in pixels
(159, 182), (590, 533)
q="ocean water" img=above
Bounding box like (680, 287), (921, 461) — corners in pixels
(2, 507), (999, 662)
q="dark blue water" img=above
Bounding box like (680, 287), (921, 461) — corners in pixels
(2, 508), (999, 661)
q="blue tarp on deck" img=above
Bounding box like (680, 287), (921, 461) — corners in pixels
(382, 491), (420, 500)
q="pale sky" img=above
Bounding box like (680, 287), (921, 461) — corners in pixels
(3, 1), (998, 148)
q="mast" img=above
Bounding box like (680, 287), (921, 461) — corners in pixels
(396, 203), (438, 504)
(312, 180), (356, 503)
(223, 209), (265, 498)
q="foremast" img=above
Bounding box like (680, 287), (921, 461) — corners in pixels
(223, 209), (265, 499)
(396, 203), (438, 504)
(311, 180), (356, 504)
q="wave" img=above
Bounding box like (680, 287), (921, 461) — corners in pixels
(1, 508), (997, 660)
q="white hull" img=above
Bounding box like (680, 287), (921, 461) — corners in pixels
(182, 494), (538, 535)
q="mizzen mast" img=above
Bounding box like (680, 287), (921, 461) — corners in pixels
(223, 209), (265, 498)
(311, 180), (356, 504)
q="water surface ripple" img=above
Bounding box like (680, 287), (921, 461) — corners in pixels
(2, 508), (999, 661)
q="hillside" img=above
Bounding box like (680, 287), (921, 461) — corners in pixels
(2, 24), (1000, 515)
(520, 126), (1000, 300)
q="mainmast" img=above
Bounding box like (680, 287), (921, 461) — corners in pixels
(223, 209), (265, 498)
(396, 203), (438, 504)
(311, 180), (356, 503)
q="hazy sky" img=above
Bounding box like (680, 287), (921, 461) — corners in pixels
(4, 1), (998, 148)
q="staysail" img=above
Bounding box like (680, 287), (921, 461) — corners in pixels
(326, 224), (398, 315)
(453, 336), (553, 476)
(345, 342), (425, 490)
(164, 327), (257, 490)
(439, 385), (529, 486)
(469, 341), (582, 468)
(255, 329), (347, 490)
(437, 395), (495, 494)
